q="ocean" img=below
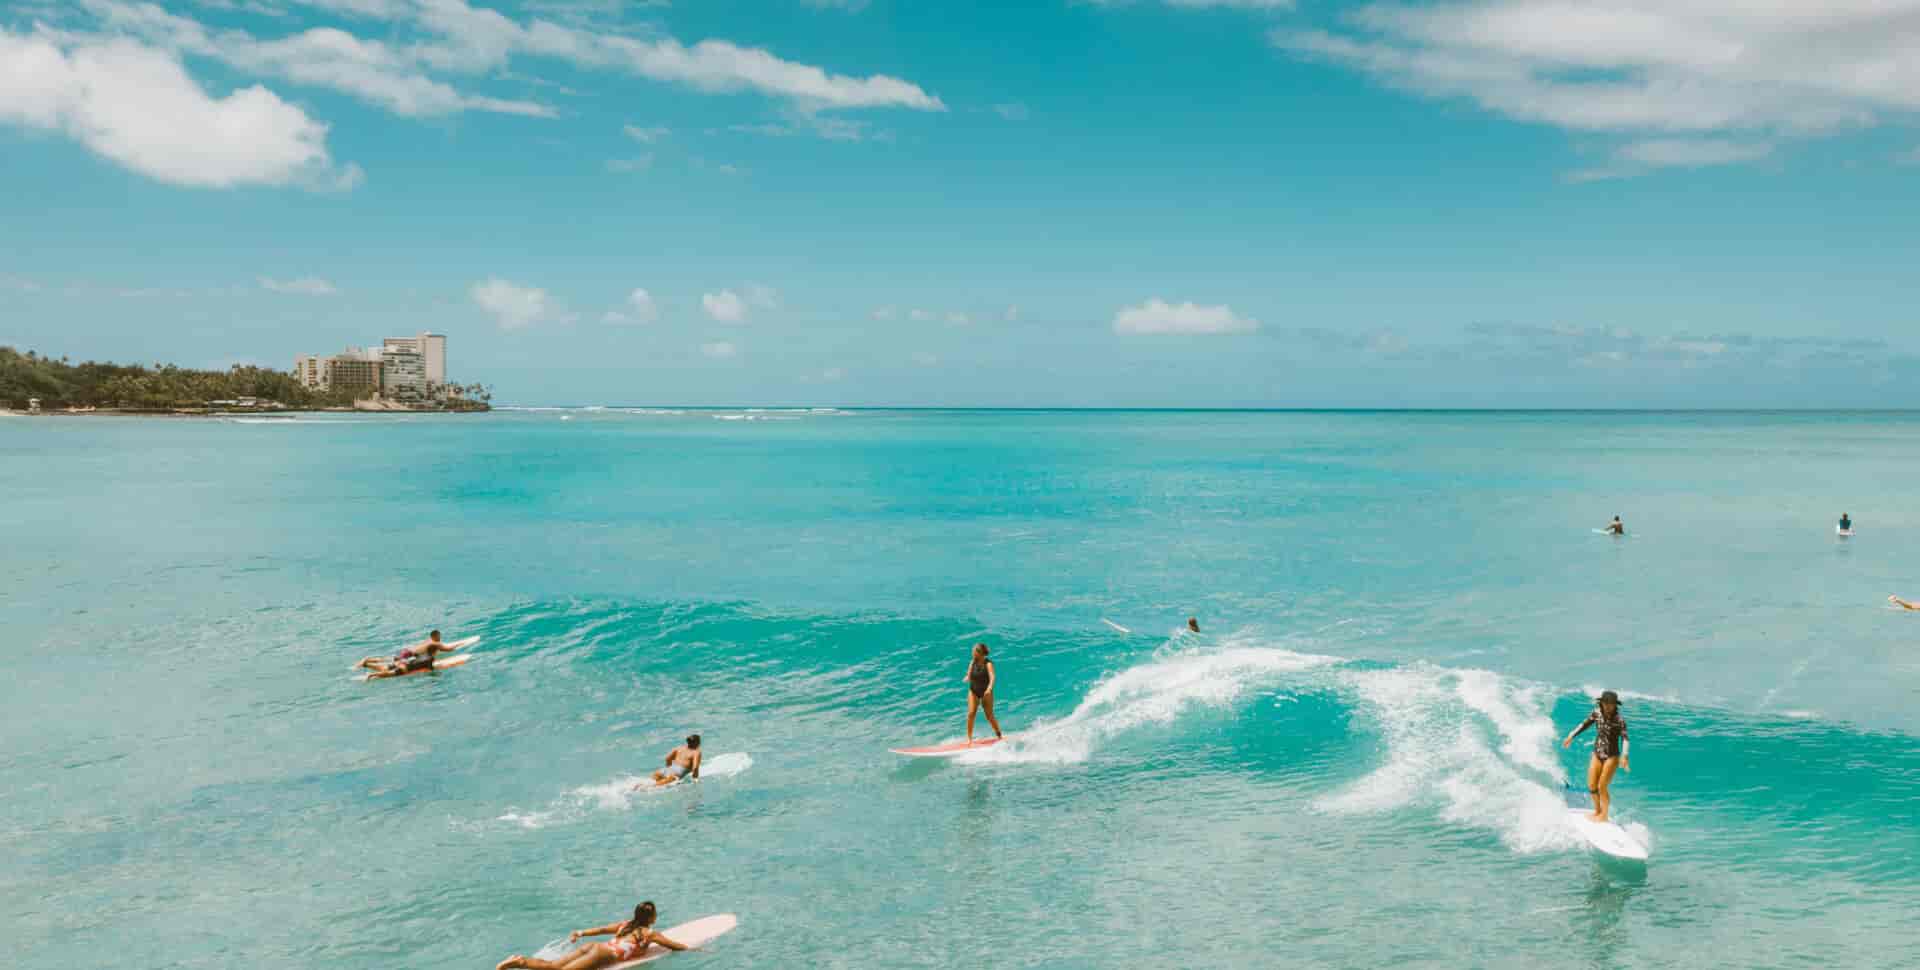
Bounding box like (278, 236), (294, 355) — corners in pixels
(3, 409), (1917, 968)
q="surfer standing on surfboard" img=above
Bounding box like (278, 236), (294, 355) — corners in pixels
(356, 630), (457, 679)
(1563, 690), (1630, 822)
(496, 901), (690, 970)
(966, 643), (1003, 744)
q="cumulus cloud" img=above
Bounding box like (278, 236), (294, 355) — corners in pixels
(0, 29), (360, 190)
(702, 290), (747, 322)
(471, 277), (554, 329)
(1272, 2), (1920, 172)
(700, 340), (738, 358)
(743, 283), (780, 310)
(1113, 298), (1259, 335)
(259, 275), (339, 295)
(602, 287), (658, 324)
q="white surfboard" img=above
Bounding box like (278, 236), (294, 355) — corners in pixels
(606, 914), (738, 967)
(358, 651), (475, 681)
(1101, 618), (1132, 634)
(1566, 808), (1649, 861)
(1836, 526), (1853, 537)
(650, 752), (753, 789)
(889, 737), (1003, 758)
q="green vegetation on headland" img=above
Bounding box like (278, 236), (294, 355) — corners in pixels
(1, 347), (490, 413)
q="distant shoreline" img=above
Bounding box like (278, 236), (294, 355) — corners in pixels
(2, 405), (489, 418)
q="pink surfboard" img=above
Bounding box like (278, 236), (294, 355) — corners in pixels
(889, 737), (1003, 758)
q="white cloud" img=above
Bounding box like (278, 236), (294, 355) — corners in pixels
(605, 153), (653, 172)
(259, 275), (338, 295)
(908, 308), (935, 322)
(1567, 138), (1775, 181)
(871, 305), (897, 321)
(700, 340), (738, 358)
(702, 289), (748, 323)
(0, 30), (359, 190)
(623, 124), (669, 142)
(1272, 2), (1920, 171)
(603, 287), (658, 323)
(1113, 298), (1259, 335)
(1004, 304), (1020, 322)
(471, 277), (553, 329)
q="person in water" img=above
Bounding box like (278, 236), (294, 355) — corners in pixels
(965, 642), (1003, 744)
(1562, 690), (1630, 822)
(1605, 516), (1625, 536)
(1839, 513), (1852, 532)
(356, 630), (458, 678)
(649, 734), (702, 787)
(496, 901), (690, 970)
(1187, 617), (1200, 633)
(1890, 595), (1920, 611)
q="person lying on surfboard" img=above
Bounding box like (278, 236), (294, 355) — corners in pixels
(1891, 595), (1920, 611)
(496, 901), (690, 970)
(647, 734), (702, 787)
(356, 630), (460, 679)
(1562, 690), (1630, 822)
(965, 642), (1003, 744)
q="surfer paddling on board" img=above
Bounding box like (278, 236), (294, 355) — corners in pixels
(1890, 596), (1920, 611)
(965, 642), (1003, 744)
(496, 901), (691, 970)
(1563, 690), (1630, 822)
(644, 734), (702, 787)
(356, 630), (459, 679)
(1605, 516), (1625, 536)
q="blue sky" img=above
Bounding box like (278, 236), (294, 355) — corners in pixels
(3, 0), (1919, 407)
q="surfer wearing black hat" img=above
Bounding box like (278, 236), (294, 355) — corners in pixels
(1563, 690), (1630, 822)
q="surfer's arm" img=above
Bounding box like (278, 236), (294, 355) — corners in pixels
(569, 923), (620, 941)
(1562, 715), (1595, 747)
(648, 932), (690, 952)
(986, 661), (995, 693)
(690, 750), (702, 779)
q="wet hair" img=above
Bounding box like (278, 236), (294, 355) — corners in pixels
(1187, 617), (1200, 632)
(973, 642), (989, 659)
(619, 901), (658, 936)
(686, 734), (701, 749)
(429, 629), (441, 640)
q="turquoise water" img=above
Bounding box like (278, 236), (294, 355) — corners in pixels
(4, 409), (1919, 968)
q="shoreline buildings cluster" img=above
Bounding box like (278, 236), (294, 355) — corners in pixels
(294, 332), (449, 404)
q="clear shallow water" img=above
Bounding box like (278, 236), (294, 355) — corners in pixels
(3, 409), (1918, 968)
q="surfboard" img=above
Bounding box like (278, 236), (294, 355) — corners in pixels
(605, 914), (738, 967)
(1592, 528), (1624, 536)
(360, 652), (474, 682)
(1101, 618), (1132, 634)
(1566, 808), (1649, 860)
(1836, 526), (1853, 537)
(889, 737), (1003, 758)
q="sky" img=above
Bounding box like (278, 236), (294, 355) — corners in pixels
(3, 0), (1919, 408)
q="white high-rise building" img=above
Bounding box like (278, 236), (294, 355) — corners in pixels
(383, 332), (447, 389)
(380, 346), (428, 401)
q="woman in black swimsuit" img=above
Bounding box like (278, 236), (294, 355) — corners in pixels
(1562, 690), (1630, 822)
(964, 642), (1002, 744)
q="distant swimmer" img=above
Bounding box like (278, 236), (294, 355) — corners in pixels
(1187, 617), (1201, 633)
(1605, 516), (1625, 536)
(1562, 690), (1630, 822)
(496, 901), (690, 970)
(964, 642), (1003, 744)
(356, 630), (459, 679)
(648, 734), (703, 787)
(1839, 513), (1852, 534)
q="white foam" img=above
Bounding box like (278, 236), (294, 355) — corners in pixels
(1321, 665), (1583, 854)
(959, 643), (1341, 766)
(496, 753), (752, 829)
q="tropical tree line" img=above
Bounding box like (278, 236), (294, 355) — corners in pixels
(1, 347), (490, 411)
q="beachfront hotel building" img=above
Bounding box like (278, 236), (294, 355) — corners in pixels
(293, 332), (448, 401)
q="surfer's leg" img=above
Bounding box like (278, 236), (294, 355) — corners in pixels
(982, 692), (1003, 738)
(1595, 757), (1621, 821)
(1585, 756), (1603, 820)
(966, 692), (980, 742)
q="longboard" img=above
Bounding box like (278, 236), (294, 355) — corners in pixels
(889, 737), (1003, 758)
(1566, 808), (1649, 860)
(607, 914), (738, 967)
